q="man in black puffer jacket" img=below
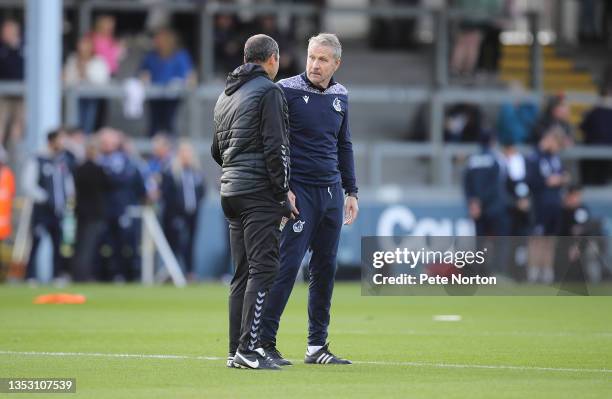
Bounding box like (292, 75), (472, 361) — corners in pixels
(212, 34), (298, 370)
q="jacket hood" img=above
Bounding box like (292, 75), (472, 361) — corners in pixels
(224, 63), (269, 95)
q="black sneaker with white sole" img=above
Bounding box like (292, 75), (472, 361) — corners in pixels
(262, 343), (292, 366)
(304, 343), (352, 365)
(233, 348), (281, 370)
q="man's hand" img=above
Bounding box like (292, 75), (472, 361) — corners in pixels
(281, 190), (299, 220)
(468, 199), (481, 220)
(546, 174), (563, 187)
(344, 195), (359, 225)
(288, 190), (298, 216)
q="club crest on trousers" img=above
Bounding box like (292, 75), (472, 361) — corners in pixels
(293, 220), (305, 233)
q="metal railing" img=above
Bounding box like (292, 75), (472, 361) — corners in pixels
(2, 81), (609, 187)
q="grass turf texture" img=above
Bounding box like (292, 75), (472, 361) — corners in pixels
(1, 283), (611, 398)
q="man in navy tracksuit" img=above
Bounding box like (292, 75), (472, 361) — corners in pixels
(23, 130), (74, 282)
(260, 33), (359, 366)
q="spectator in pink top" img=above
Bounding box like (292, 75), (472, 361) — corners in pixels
(90, 15), (123, 75)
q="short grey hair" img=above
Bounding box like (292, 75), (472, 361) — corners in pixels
(308, 33), (342, 60)
(244, 34), (279, 63)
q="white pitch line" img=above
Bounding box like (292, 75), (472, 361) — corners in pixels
(1, 350), (611, 374)
(0, 350), (223, 362)
(353, 360), (612, 374)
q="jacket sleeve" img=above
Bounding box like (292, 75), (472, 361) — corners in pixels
(22, 158), (48, 203)
(463, 163), (476, 201)
(337, 98), (358, 194)
(259, 86), (290, 201)
(211, 130), (222, 166)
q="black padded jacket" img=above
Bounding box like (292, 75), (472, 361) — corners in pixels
(212, 63), (290, 200)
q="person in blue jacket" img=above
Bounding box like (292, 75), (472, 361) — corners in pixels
(160, 141), (205, 281)
(97, 128), (146, 281)
(463, 132), (512, 275)
(526, 127), (569, 283)
(463, 133), (509, 237)
(140, 27), (195, 136)
(259, 33), (359, 366)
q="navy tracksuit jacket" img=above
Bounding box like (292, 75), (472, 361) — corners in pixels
(261, 73), (357, 347)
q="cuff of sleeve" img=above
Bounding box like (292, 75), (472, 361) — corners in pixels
(274, 191), (289, 203)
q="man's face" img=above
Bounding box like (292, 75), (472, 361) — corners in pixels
(50, 134), (65, 153)
(564, 191), (581, 208)
(552, 101), (570, 121)
(1, 21), (20, 47)
(306, 43), (340, 88)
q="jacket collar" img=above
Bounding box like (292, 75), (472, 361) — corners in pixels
(300, 72), (336, 92)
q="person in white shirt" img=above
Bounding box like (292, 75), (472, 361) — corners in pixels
(64, 36), (110, 134)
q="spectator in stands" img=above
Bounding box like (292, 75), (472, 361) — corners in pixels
(0, 147), (15, 244)
(532, 94), (574, 145)
(369, 0), (419, 50)
(90, 15), (123, 76)
(161, 141), (205, 281)
(578, 0), (598, 43)
(214, 14), (244, 75)
(450, 0), (486, 76)
(0, 19), (24, 147)
(23, 130), (75, 283)
(444, 103), (483, 142)
(580, 68), (612, 185)
(97, 128), (146, 282)
(72, 140), (110, 282)
(64, 36), (111, 135)
(257, 15), (300, 79)
(476, 0), (510, 74)
(497, 86), (538, 145)
(140, 27), (195, 136)
(526, 127), (569, 284)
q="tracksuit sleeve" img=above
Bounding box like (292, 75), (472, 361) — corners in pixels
(260, 86), (290, 201)
(338, 99), (358, 194)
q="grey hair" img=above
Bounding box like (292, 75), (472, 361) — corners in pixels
(244, 34), (279, 63)
(308, 33), (342, 60)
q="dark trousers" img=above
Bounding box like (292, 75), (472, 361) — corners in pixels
(98, 217), (140, 282)
(261, 182), (343, 347)
(163, 212), (198, 274)
(474, 209), (511, 275)
(222, 189), (284, 354)
(25, 207), (63, 279)
(72, 218), (106, 282)
(148, 99), (180, 137)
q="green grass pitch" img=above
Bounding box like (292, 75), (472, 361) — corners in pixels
(1, 283), (611, 398)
